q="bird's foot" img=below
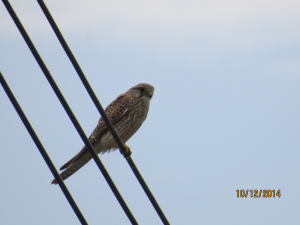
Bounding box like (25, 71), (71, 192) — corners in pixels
(123, 144), (132, 159)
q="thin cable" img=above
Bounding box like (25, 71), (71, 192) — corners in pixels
(2, 1), (138, 224)
(36, 1), (170, 224)
(0, 71), (88, 225)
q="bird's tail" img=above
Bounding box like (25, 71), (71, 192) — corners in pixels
(51, 151), (92, 185)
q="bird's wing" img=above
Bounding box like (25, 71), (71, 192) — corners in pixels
(60, 94), (130, 171)
(89, 94), (131, 142)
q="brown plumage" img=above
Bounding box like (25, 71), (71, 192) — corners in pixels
(51, 83), (154, 184)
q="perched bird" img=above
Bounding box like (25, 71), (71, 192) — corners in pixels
(51, 83), (154, 184)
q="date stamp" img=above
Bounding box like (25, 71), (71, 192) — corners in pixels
(236, 189), (281, 198)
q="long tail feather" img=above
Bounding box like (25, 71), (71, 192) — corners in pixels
(51, 151), (92, 184)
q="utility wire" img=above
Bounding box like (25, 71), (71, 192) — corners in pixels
(36, 1), (170, 224)
(0, 71), (88, 225)
(2, 1), (138, 224)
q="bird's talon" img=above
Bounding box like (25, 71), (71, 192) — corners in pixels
(123, 145), (132, 159)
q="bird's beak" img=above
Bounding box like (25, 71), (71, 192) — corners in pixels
(147, 90), (153, 98)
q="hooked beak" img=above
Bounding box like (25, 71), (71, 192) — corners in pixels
(147, 90), (153, 98)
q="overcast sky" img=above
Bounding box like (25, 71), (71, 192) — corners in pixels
(1, 0), (300, 224)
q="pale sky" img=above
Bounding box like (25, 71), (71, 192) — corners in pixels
(1, 0), (300, 224)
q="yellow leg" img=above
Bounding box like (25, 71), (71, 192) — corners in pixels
(123, 144), (132, 159)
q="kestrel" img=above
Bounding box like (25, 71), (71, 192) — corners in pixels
(51, 83), (154, 184)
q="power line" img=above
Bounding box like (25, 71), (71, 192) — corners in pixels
(0, 71), (88, 225)
(2, 1), (138, 224)
(36, 1), (170, 224)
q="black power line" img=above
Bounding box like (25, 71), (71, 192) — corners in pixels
(36, 1), (170, 224)
(2, 1), (138, 224)
(0, 71), (88, 225)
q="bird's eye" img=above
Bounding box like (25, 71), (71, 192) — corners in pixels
(139, 87), (145, 92)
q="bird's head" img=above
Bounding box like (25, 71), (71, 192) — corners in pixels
(128, 83), (154, 99)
